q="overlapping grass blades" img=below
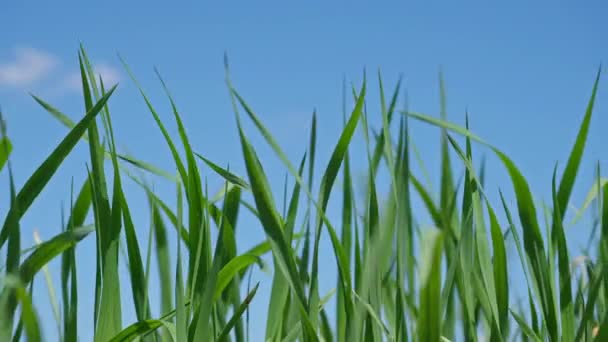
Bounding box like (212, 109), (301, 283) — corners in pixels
(0, 47), (604, 341)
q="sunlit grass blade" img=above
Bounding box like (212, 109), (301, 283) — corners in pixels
(510, 309), (542, 342)
(266, 155), (306, 341)
(0, 275), (41, 342)
(416, 228), (445, 342)
(152, 204), (173, 317)
(554, 66), (601, 227)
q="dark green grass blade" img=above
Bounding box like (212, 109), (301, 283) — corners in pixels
(1, 145), (19, 341)
(152, 204), (173, 316)
(108, 300), (190, 342)
(235, 118), (315, 339)
(31, 96), (176, 182)
(175, 182), (187, 342)
(18, 226), (94, 285)
(195, 152), (250, 190)
(121, 190), (151, 322)
(0, 137), (11, 171)
(0, 85), (116, 249)
(487, 200), (509, 336)
(61, 179), (89, 342)
(307, 80), (365, 331)
(118, 56), (188, 185)
(338, 124), (354, 342)
(299, 111), (317, 286)
(79, 50), (125, 342)
(216, 283), (260, 342)
(551, 166), (575, 341)
(575, 263), (608, 341)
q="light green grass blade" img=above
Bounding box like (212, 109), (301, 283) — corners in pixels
(554, 67), (601, 225)
(510, 309), (542, 342)
(152, 204), (173, 317)
(266, 154), (306, 341)
(416, 228), (445, 342)
(405, 109), (561, 339)
(214, 254), (259, 302)
(0, 275), (41, 342)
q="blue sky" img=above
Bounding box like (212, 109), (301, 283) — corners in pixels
(1, 1), (607, 340)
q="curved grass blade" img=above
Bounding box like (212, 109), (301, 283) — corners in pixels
(235, 117), (315, 339)
(0, 275), (41, 342)
(0, 137), (11, 171)
(30, 97), (176, 182)
(0, 85), (116, 249)
(554, 67), (601, 226)
(229, 79), (362, 336)
(214, 254), (259, 302)
(195, 152), (250, 190)
(18, 225), (94, 285)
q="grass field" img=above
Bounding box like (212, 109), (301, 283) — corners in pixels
(0, 46), (606, 341)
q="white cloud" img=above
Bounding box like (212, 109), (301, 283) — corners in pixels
(0, 47), (58, 88)
(64, 63), (122, 91)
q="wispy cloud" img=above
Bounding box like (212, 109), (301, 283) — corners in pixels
(0, 47), (58, 88)
(0, 46), (122, 97)
(64, 63), (122, 91)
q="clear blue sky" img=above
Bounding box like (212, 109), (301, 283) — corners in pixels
(1, 1), (607, 340)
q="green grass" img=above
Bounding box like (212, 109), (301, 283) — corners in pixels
(0, 45), (606, 341)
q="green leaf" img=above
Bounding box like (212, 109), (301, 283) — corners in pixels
(195, 152), (250, 190)
(18, 226), (95, 285)
(554, 66), (601, 225)
(214, 254), (259, 302)
(0, 84), (117, 249)
(0, 137), (11, 171)
(417, 228), (445, 342)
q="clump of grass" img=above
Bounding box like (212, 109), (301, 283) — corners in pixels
(0, 45), (605, 342)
